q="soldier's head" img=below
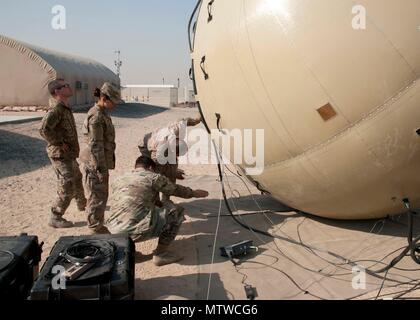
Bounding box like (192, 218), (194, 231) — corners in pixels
(48, 79), (73, 99)
(135, 156), (157, 172)
(94, 82), (122, 110)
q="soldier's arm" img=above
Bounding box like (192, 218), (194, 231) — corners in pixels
(183, 117), (202, 127)
(152, 174), (195, 199)
(138, 133), (152, 157)
(89, 118), (108, 172)
(39, 108), (63, 145)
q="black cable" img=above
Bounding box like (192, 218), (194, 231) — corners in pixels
(375, 269), (390, 300)
(197, 89), (420, 299)
(211, 112), (420, 275)
(206, 211), (274, 218)
(212, 140), (274, 239)
(61, 240), (115, 265)
(216, 141), (420, 272)
(392, 282), (420, 300)
(286, 209), (418, 283)
(224, 153), (420, 299)
(217, 151), (418, 288)
(223, 160), (418, 280)
(347, 279), (419, 300)
(238, 260), (328, 300)
(295, 219), (418, 277)
(188, 0), (203, 53)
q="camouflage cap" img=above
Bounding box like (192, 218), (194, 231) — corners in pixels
(101, 82), (122, 105)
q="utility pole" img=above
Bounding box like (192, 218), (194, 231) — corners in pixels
(177, 78), (180, 88)
(114, 50), (122, 78)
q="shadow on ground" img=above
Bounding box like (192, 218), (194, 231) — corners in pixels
(110, 103), (167, 119)
(135, 273), (229, 300)
(0, 129), (49, 179)
(74, 103), (167, 119)
(182, 195), (419, 239)
(170, 194), (420, 269)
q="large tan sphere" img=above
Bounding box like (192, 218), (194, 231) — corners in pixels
(191, 0), (420, 219)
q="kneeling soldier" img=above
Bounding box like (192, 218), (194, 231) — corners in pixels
(106, 156), (209, 266)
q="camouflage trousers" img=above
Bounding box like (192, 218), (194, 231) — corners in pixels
(132, 201), (186, 246)
(83, 166), (109, 231)
(50, 158), (86, 216)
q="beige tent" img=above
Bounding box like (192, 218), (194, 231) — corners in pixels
(0, 34), (119, 109)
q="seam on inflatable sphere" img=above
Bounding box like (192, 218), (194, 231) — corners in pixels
(265, 77), (419, 170)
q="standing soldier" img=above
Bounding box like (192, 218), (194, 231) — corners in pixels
(106, 156), (209, 266)
(80, 82), (121, 234)
(40, 79), (87, 229)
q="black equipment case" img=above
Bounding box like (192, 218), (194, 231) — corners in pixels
(30, 234), (135, 300)
(0, 234), (43, 299)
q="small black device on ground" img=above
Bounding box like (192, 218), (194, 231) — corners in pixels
(220, 240), (254, 259)
(244, 285), (258, 300)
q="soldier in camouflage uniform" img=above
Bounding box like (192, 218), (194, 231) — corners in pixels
(80, 82), (121, 234)
(138, 117), (202, 201)
(106, 156), (209, 266)
(40, 79), (87, 229)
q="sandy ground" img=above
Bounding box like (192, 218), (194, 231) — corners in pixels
(1, 103), (419, 300)
(0, 104), (208, 300)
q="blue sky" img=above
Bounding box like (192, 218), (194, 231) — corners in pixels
(0, 0), (198, 86)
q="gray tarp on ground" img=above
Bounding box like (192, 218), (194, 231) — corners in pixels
(142, 174), (420, 300)
(0, 34), (119, 107)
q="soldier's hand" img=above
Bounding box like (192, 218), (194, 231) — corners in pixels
(194, 190), (209, 198)
(176, 169), (186, 180)
(187, 117), (202, 127)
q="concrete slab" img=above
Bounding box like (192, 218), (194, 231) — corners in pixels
(0, 115), (42, 125)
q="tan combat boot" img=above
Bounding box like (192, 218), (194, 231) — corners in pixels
(89, 226), (111, 235)
(77, 200), (87, 212)
(49, 214), (74, 229)
(153, 244), (183, 267)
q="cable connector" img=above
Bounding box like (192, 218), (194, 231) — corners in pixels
(244, 285), (258, 300)
(403, 198), (411, 211)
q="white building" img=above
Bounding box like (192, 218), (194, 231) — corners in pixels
(122, 85), (179, 108)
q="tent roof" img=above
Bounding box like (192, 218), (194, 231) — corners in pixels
(0, 34), (118, 82)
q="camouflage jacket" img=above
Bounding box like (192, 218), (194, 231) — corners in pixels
(106, 168), (195, 236)
(39, 99), (80, 159)
(80, 104), (116, 172)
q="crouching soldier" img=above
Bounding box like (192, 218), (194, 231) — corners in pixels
(138, 117), (202, 200)
(106, 156), (209, 266)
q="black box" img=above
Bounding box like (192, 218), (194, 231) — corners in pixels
(30, 235), (135, 300)
(0, 234), (43, 300)
(220, 240), (254, 258)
